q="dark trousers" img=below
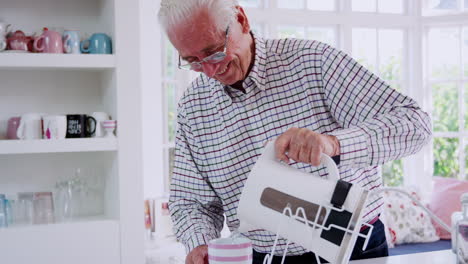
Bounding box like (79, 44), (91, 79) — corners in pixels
(252, 219), (388, 264)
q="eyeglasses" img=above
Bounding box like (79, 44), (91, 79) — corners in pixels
(178, 25), (230, 71)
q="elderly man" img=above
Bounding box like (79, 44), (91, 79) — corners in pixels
(158, 1), (431, 263)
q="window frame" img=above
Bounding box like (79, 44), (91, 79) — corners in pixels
(159, 0), (449, 195)
(423, 23), (468, 181)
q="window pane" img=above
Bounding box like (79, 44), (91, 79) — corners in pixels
(464, 27), (468, 78)
(164, 37), (176, 79)
(434, 137), (459, 178)
(465, 144), (468, 179)
(352, 0), (377, 12)
(383, 159), (404, 186)
(389, 82), (402, 92)
(165, 83), (176, 142)
(465, 82), (468, 131)
(428, 28), (460, 80)
(379, 29), (404, 82)
(432, 83), (459, 132)
(251, 23), (264, 38)
(167, 147), (175, 192)
(239, 0), (261, 8)
(278, 26), (306, 39)
(306, 27), (336, 46)
(378, 0), (404, 13)
(307, 0), (335, 11)
(278, 0), (304, 9)
(426, 0), (458, 10)
(352, 28), (377, 72)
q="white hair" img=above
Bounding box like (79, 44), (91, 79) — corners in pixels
(158, 0), (239, 33)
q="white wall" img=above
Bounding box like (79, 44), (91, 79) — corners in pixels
(140, 0), (165, 198)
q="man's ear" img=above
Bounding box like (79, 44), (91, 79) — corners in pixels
(235, 6), (250, 34)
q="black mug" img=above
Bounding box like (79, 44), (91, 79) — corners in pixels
(66, 114), (96, 138)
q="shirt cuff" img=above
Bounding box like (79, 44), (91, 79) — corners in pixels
(183, 232), (216, 254)
(329, 127), (368, 167)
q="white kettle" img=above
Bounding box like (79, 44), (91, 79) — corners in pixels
(237, 141), (370, 264)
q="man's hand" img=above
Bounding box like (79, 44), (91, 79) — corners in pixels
(185, 245), (208, 264)
(275, 128), (340, 166)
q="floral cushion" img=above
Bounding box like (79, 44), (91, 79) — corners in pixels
(381, 187), (439, 247)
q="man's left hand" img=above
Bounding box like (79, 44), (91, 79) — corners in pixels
(275, 127), (340, 166)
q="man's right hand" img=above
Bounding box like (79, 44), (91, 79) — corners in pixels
(185, 245), (208, 264)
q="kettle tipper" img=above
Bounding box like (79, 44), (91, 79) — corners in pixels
(237, 141), (370, 264)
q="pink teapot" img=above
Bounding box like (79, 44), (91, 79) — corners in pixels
(7, 30), (33, 52)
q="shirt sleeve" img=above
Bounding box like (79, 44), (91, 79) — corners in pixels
(321, 45), (432, 168)
(168, 105), (224, 253)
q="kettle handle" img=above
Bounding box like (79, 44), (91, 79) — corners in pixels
(319, 154), (340, 181)
(269, 139), (341, 181)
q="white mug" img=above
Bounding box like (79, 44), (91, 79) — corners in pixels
(208, 236), (252, 264)
(42, 115), (67, 139)
(16, 113), (43, 140)
(91, 112), (110, 138)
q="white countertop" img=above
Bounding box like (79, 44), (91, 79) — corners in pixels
(350, 250), (455, 264)
(145, 238), (455, 264)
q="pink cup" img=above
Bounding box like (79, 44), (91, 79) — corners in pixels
(102, 120), (117, 138)
(33, 29), (63, 53)
(208, 236), (252, 264)
(7, 117), (21, 139)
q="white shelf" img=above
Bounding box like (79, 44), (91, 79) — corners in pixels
(0, 138), (118, 154)
(0, 53), (116, 70)
(0, 219), (120, 264)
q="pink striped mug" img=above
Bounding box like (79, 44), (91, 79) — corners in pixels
(208, 236), (252, 264)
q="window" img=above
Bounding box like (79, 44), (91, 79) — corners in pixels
(307, 0), (335, 11)
(352, 28), (405, 186)
(352, 0), (405, 14)
(277, 25), (337, 46)
(427, 26), (468, 179)
(423, 0), (468, 14)
(161, 35), (199, 192)
(239, 0), (261, 8)
(160, 0), (415, 191)
(276, 0), (336, 10)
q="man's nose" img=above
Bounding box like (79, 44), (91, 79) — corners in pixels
(202, 63), (220, 78)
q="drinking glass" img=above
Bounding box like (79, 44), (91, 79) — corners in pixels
(33, 192), (55, 224)
(16, 192), (34, 225)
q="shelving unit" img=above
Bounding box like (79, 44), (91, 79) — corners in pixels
(0, 220), (120, 264)
(0, 54), (116, 70)
(0, 0), (145, 263)
(0, 138), (118, 154)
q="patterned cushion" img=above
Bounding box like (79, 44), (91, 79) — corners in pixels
(382, 187), (439, 247)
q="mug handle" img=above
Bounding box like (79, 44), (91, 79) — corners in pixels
(16, 118), (26, 140)
(33, 35), (45, 52)
(0, 39), (6, 51)
(86, 116), (97, 137)
(80, 39), (90, 53)
(63, 34), (71, 53)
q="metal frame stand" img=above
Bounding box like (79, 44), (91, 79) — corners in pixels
(263, 203), (374, 264)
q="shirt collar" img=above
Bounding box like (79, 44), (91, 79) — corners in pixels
(244, 31), (267, 91)
(209, 31), (267, 96)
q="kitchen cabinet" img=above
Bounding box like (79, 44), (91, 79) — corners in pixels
(0, 0), (144, 263)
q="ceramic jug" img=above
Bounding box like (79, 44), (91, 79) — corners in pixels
(34, 28), (63, 53)
(7, 30), (33, 52)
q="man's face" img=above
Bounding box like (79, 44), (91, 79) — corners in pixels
(168, 8), (253, 86)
